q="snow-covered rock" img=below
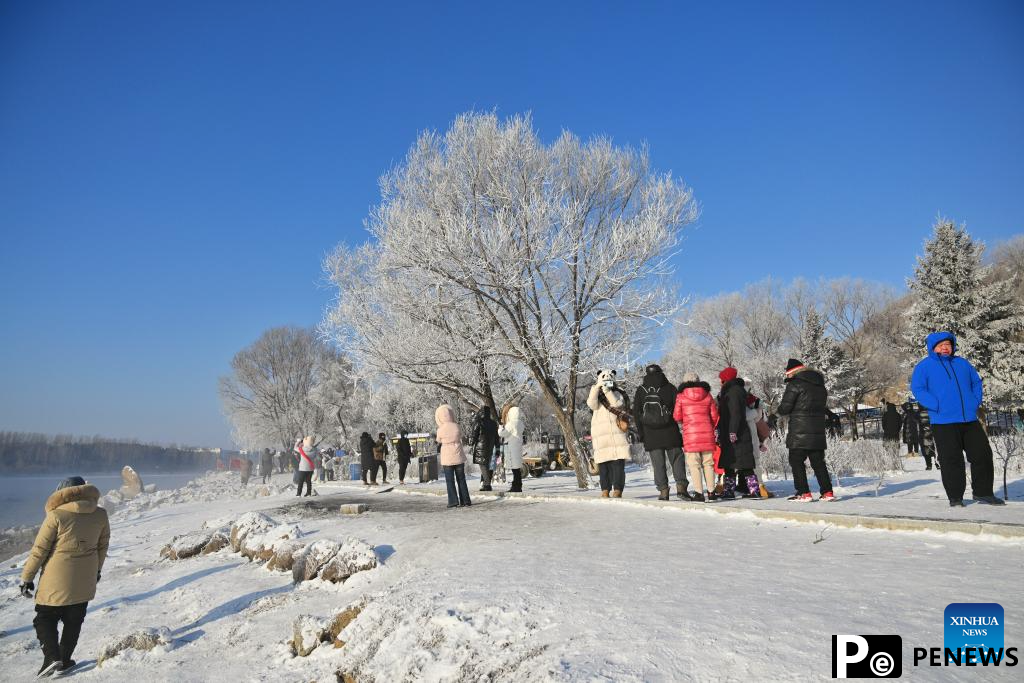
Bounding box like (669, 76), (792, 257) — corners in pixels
(291, 539), (340, 583)
(328, 601), (365, 647)
(240, 523), (302, 562)
(98, 627), (172, 666)
(319, 538), (377, 583)
(266, 540), (305, 572)
(339, 503), (368, 515)
(291, 614), (329, 657)
(159, 531), (213, 561)
(229, 511), (276, 552)
(120, 466), (144, 499)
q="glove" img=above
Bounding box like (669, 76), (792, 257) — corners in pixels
(20, 581), (34, 598)
(97, 571), (102, 583)
(759, 443), (768, 453)
(729, 433), (738, 443)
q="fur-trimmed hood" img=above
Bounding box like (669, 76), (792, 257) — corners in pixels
(45, 484), (101, 513)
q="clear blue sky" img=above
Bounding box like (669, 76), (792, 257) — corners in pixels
(1, 1), (1021, 448)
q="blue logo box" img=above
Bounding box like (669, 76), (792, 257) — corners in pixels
(944, 603), (1004, 664)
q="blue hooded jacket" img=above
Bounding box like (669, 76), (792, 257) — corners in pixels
(909, 331), (983, 425)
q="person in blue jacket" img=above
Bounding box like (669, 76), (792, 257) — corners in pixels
(910, 331), (1005, 507)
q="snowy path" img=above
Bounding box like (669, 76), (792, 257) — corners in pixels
(1, 472), (1021, 681)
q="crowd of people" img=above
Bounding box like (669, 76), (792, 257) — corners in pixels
(14, 330), (1009, 676)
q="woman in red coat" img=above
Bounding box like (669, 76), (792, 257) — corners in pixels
(673, 372), (720, 501)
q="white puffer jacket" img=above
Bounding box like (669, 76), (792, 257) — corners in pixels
(587, 372), (631, 464)
(498, 406), (524, 468)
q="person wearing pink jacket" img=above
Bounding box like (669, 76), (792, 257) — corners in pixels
(435, 404), (472, 508)
(673, 372), (720, 501)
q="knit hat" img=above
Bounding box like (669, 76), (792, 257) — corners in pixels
(682, 371), (699, 383)
(785, 358), (805, 375)
(719, 367), (738, 383)
(56, 476), (86, 491)
(645, 364), (663, 374)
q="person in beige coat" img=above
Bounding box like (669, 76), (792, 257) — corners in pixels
(587, 369), (632, 497)
(436, 404), (472, 507)
(498, 406), (525, 493)
(20, 477), (110, 677)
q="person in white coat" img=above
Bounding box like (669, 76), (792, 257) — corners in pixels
(587, 369), (631, 498)
(498, 406), (525, 493)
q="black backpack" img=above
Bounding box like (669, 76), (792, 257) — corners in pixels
(640, 385), (672, 427)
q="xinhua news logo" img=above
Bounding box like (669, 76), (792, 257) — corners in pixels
(943, 603), (1004, 665)
(832, 635), (902, 678)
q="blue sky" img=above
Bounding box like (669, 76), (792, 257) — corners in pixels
(1, 1), (1021, 448)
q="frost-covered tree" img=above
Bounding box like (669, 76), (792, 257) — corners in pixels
(907, 218), (1024, 407)
(797, 305), (854, 408)
(362, 112), (697, 487)
(219, 327), (339, 450)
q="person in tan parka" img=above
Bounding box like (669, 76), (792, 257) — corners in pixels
(587, 369), (632, 497)
(20, 476), (110, 677)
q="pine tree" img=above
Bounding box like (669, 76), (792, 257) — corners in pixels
(907, 218), (1024, 406)
(798, 306), (854, 407)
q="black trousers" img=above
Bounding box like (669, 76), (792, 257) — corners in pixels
(34, 602), (87, 664)
(932, 421), (995, 501)
(398, 460), (409, 482)
(295, 470), (313, 496)
(598, 459), (626, 492)
(906, 439), (919, 454)
(788, 449), (833, 495)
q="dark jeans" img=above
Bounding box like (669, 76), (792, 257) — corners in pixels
(262, 470), (273, 484)
(295, 470), (313, 496)
(933, 421), (995, 501)
(34, 602), (87, 664)
(649, 447), (687, 491)
(598, 459), (626, 492)
(398, 460), (409, 482)
(906, 440), (919, 454)
(510, 467), (523, 492)
(788, 449), (832, 495)
(443, 464), (472, 506)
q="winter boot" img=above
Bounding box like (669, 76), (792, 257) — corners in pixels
(658, 488), (670, 501)
(611, 490), (623, 498)
(676, 483), (692, 501)
(37, 658), (60, 678)
(743, 474), (761, 499)
(975, 495), (1006, 506)
(820, 491), (836, 502)
(714, 481), (724, 495)
(601, 490), (610, 498)
(480, 485), (492, 492)
(691, 491), (706, 502)
(787, 492), (813, 502)
(719, 475), (736, 500)
(949, 499), (964, 507)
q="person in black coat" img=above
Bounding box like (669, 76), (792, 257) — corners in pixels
(396, 431), (413, 484)
(470, 407), (499, 492)
(915, 403), (939, 470)
(358, 432), (375, 485)
(881, 399), (902, 444)
(633, 364), (689, 501)
(716, 367), (757, 500)
(776, 358), (834, 501)
(901, 401), (921, 455)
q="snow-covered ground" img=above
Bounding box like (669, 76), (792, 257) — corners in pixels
(1, 458), (1021, 682)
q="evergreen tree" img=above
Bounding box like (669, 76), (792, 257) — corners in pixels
(798, 306), (854, 407)
(907, 218), (1024, 406)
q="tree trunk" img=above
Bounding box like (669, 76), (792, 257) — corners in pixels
(848, 400), (859, 440)
(533, 372), (589, 489)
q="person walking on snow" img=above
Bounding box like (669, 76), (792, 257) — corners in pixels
(260, 448), (275, 484)
(359, 432), (376, 485)
(587, 370), (632, 498)
(20, 477), (110, 677)
(777, 359), (835, 502)
(396, 431), (413, 484)
(294, 436), (316, 496)
(470, 406), (499, 492)
(716, 368), (761, 499)
(901, 401), (921, 456)
(435, 404), (472, 507)
(373, 433), (390, 485)
(498, 405), (525, 493)
(910, 332), (1005, 506)
(633, 364), (689, 501)
(673, 372), (720, 502)
(239, 457), (253, 486)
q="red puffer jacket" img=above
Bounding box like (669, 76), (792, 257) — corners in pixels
(673, 381), (720, 452)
